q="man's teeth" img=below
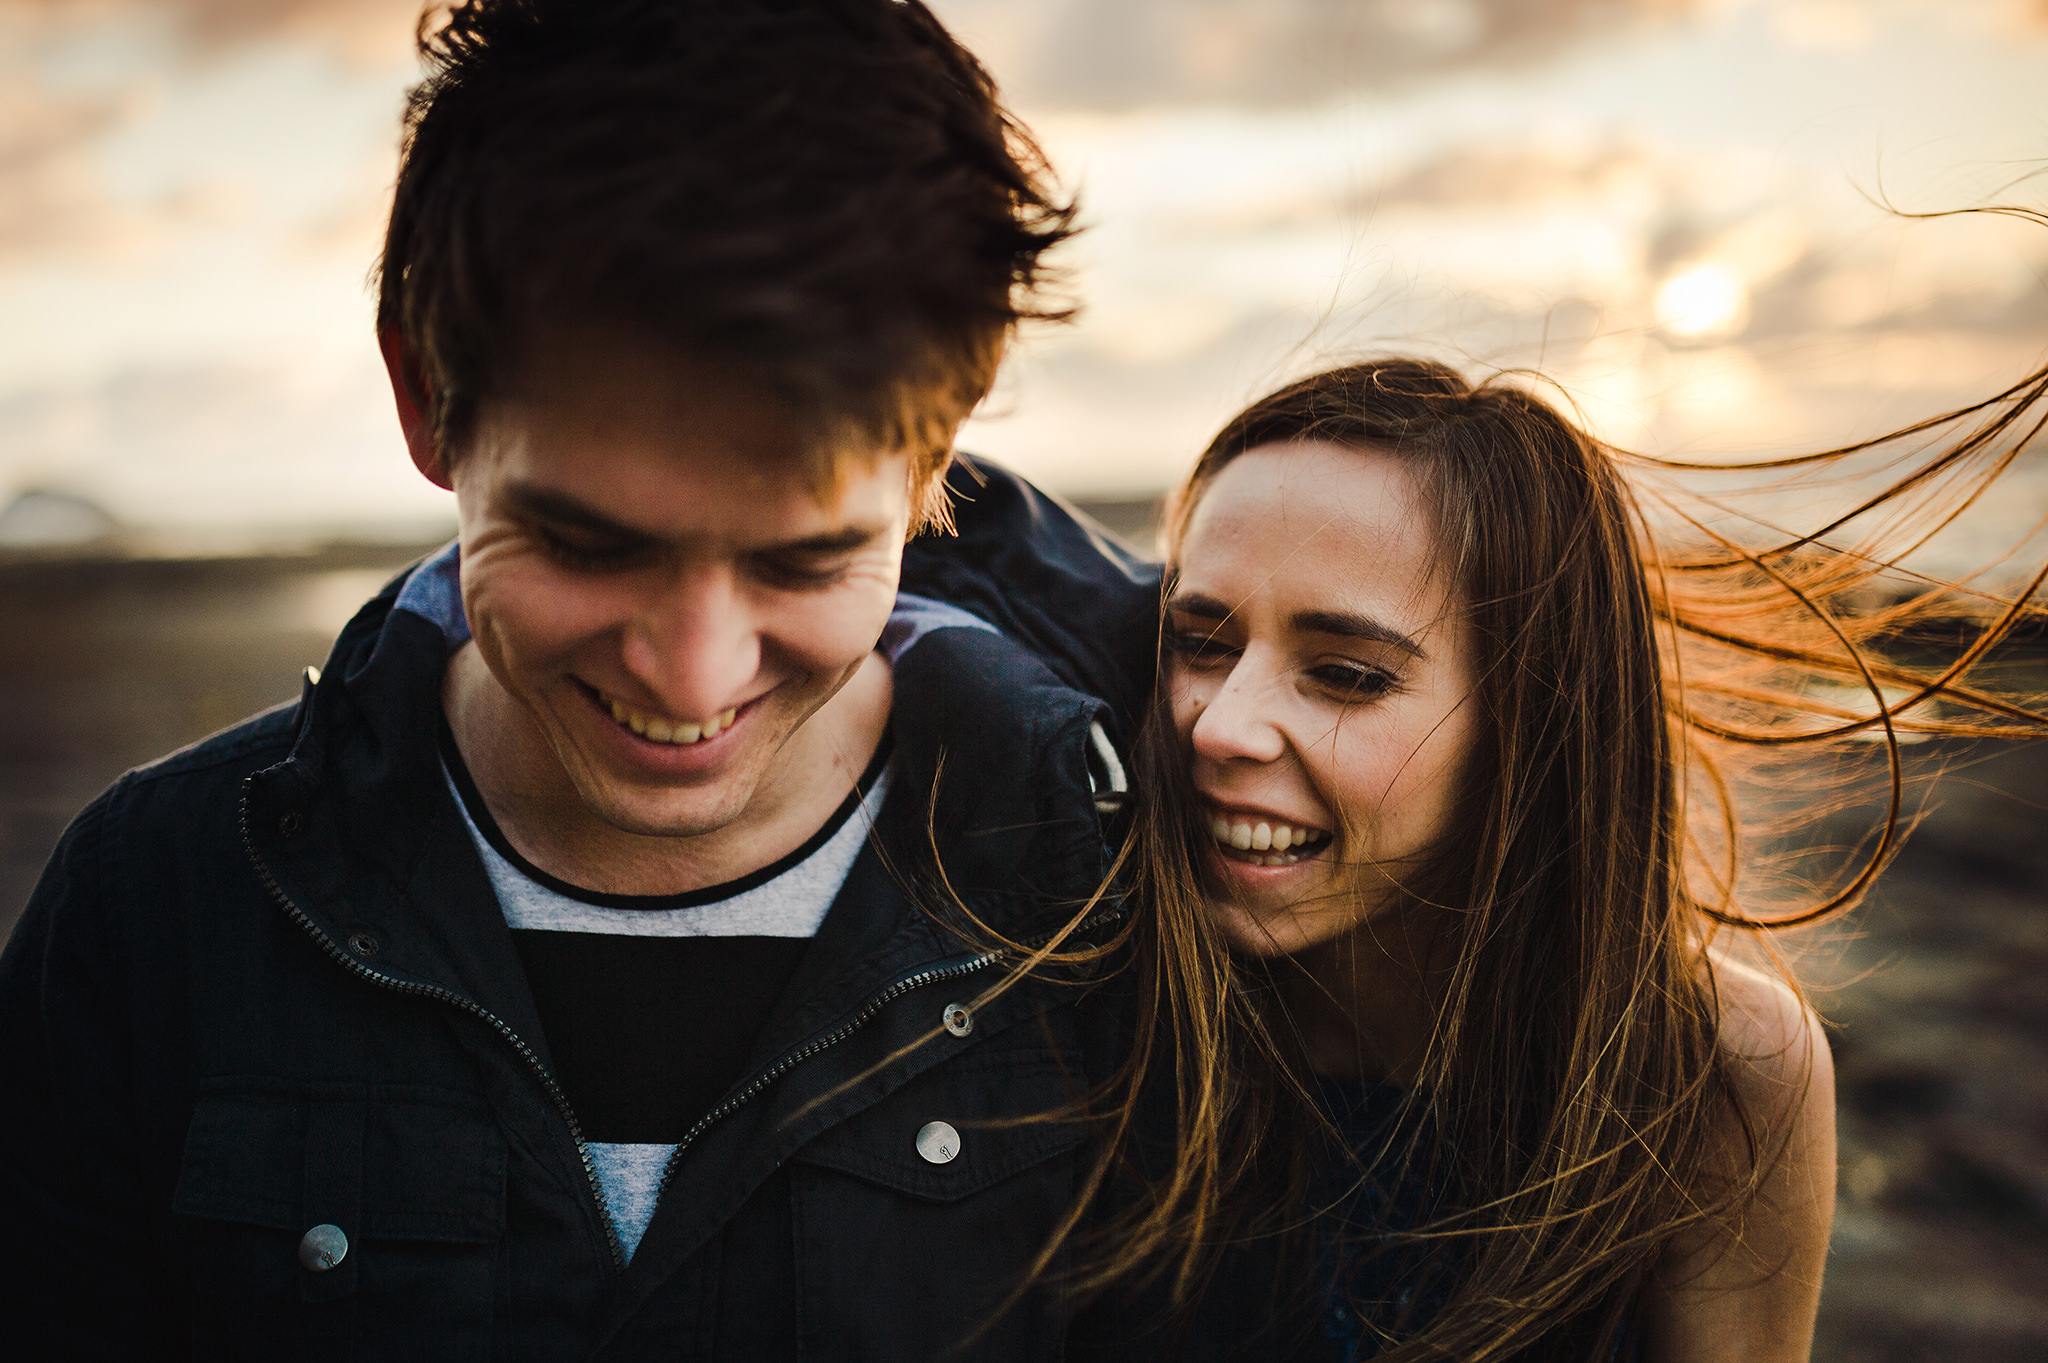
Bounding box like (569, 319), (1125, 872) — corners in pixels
(607, 699), (738, 746)
(1207, 815), (1328, 861)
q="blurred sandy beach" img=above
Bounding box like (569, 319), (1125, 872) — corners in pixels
(2, 530), (2044, 1361)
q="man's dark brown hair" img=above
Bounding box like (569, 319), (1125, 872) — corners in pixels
(376, 0), (1076, 529)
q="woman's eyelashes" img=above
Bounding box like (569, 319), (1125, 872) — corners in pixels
(1306, 661), (1399, 701)
(1164, 627), (1234, 667)
(1165, 628), (1402, 704)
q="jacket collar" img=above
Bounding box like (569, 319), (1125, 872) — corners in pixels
(242, 517), (1141, 1038)
(242, 568), (554, 1057)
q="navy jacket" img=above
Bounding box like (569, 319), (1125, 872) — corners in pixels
(0, 459), (1163, 1361)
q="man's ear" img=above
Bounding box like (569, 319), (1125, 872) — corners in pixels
(379, 326), (452, 490)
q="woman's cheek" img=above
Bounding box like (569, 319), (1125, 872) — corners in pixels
(1321, 707), (1445, 860)
(1165, 671), (1205, 742)
(1321, 722), (1394, 816)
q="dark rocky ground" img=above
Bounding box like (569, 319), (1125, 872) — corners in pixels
(1799, 738), (2048, 1360)
(1, 532), (2044, 1359)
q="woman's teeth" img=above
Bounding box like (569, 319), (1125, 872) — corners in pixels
(1208, 815), (1329, 866)
(606, 697), (737, 746)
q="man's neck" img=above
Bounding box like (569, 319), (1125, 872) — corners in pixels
(442, 648), (893, 897)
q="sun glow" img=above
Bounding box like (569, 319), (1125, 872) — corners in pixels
(1654, 263), (1749, 340)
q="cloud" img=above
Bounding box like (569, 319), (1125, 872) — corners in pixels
(154, 0), (421, 61)
(934, 0), (1703, 111)
(0, 1), (413, 270)
(0, 74), (135, 266)
(0, 0), (1705, 132)
(8, 0), (1701, 101)
(1367, 140), (1667, 211)
(2, 0), (420, 61)
(0, 355), (448, 543)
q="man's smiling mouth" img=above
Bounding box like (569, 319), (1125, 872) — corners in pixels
(596, 688), (737, 747)
(1207, 811), (1331, 867)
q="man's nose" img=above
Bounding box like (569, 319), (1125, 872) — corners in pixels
(1187, 659), (1287, 766)
(620, 564), (761, 719)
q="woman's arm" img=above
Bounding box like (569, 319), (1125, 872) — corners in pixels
(1640, 959), (1837, 1363)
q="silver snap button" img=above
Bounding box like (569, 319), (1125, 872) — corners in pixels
(298, 1223), (349, 1272)
(941, 1003), (973, 1037)
(915, 1120), (960, 1165)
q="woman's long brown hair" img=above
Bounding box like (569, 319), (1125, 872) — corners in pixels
(1042, 354), (2048, 1359)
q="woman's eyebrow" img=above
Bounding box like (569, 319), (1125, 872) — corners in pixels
(1292, 608), (1425, 658)
(1168, 592), (1426, 658)
(1163, 591), (1235, 621)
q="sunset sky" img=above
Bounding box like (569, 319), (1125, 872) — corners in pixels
(2, 0), (2046, 551)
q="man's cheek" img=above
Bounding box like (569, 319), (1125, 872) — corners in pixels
(820, 580), (899, 644)
(805, 612), (893, 669)
(470, 579), (615, 657)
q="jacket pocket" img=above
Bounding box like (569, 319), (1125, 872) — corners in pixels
(788, 1046), (1087, 1362)
(173, 1077), (504, 1362)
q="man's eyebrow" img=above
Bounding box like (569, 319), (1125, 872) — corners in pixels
(504, 481), (887, 554)
(503, 483), (656, 540)
(765, 526), (885, 556)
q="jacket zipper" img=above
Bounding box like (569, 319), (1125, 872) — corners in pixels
(651, 900), (1126, 1201)
(244, 781), (1124, 1271)
(239, 787), (631, 1271)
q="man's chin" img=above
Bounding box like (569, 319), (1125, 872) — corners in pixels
(551, 748), (755, 841)
(579, 783), (753, 842)
(550, 712), (775, 831)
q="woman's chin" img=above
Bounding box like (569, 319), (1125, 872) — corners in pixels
(1209, 904), (1354, 959)
(1202, 843), (1354, 956)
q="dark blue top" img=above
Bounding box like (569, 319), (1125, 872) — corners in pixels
(1313, 1076), (1639, 1362)
(1313, 1076), (1455, 1359)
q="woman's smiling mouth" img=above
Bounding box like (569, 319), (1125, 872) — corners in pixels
(1207, 809), (1332, 867)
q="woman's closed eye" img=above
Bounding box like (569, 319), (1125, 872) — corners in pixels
(1164, 627), (1239, 667)
(1306, 661), (1399, 701)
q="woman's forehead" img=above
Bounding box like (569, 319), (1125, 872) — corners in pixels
(1177, 441), (1448, 619)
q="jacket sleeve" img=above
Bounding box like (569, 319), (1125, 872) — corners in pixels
(0, 787), (185, 1358)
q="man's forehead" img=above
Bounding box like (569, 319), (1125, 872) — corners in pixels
(496, 331), (904, 464)
(496, 456), (905, 548)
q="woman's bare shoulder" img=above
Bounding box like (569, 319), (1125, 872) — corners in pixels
(1641, 954), (1837, 1362)
(1705, 955), (1832, 1123)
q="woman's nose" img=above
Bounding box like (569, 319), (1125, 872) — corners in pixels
(1185, 662), (1287, 766)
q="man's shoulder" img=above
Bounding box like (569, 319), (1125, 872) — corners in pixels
(72, 700), (302, 854)
(8, 700), (302, 970)
(900, 455), (1160, 722)
(124, 698), (301, 793)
